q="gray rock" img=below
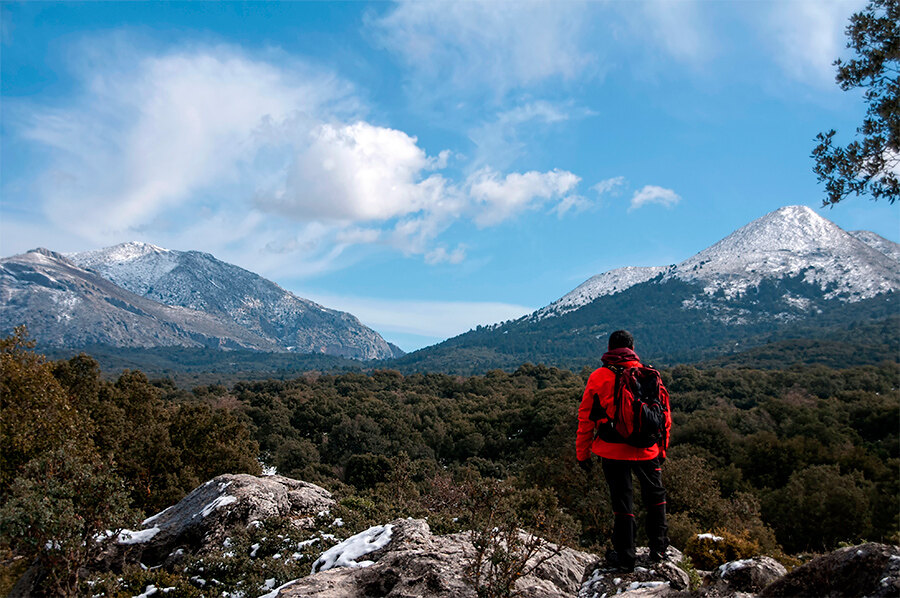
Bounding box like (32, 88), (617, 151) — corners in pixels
(275, 518), (597, 598)
(712, 556), (786, 593)
(578, 546), (690, 598)
(109, 473), (334, 567)
(760, 542), (900, 598)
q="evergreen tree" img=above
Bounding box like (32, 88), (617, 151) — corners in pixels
(813, 0), (900, 205)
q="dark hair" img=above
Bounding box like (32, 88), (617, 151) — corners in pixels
(608, 330), (634, 350)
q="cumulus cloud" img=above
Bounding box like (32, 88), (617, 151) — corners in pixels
(256, 121), (450, 222)
(629, 185), (681, 211)
(468, 168), (581, 226)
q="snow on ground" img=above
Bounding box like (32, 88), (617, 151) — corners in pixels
(697, 533), (724, 542)
(718, 559), (753, 577)
(258, 579), (298, 598)
(118, 527), (161, 545)
(142, 504), (174, 527)
(626, 580), (668, 590)
(311, 524), (394, 574)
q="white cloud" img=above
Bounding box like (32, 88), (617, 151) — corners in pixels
(12, 38), (595, 276)
(629, 185), (681, 211)
(370, 1), (596, 95)
(763, 0), (864, 85)
(256, 121), (449, 222)
(21, 44), (354, 241)
(593, 176), (627, 196)
(552, 195), (591, 218)
(636, 1), (712, 65)
(468, 168), (581, 226)
(468, 100), (593, 169)
(424, 246), (467, 265)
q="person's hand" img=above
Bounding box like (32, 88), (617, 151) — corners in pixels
(577, 457), (593, 473)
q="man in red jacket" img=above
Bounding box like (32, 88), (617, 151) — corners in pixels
(576, 330), (670, 572)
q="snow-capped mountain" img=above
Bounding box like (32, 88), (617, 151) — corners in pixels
(0, 249), (277, 350)
(2, 244), (403, 359)
(849, 230), (900, 262)
(672, 205), (898, 300)
(535, 206), (899, 320)
(534, 266), (668, 320)
(394, 205), (899, 373)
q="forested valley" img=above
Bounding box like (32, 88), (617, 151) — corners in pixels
(2, 328), (898, 594)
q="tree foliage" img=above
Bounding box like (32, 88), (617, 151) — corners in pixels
(813, 0), (900, 205)
(0, 329), (261, 595)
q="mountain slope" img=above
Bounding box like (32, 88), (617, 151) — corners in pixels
(2, 245), (402, 359)
(0, 249), (277, 350)
(392, 206), (899, 373)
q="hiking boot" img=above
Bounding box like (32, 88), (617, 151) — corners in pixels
(649, 550), (665, 563)
(605, 549), (635, 573)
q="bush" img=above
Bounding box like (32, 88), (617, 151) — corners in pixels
(683, 529), (760, 570)
(0, 446), (134, 596)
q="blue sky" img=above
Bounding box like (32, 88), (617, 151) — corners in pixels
(2, 1), (898, 351)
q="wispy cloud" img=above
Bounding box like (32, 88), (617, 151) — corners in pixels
(369, 1), (596, 97)
(12, 39), (596, 277)
(593, 176), (627, 197)
(629, 185), (681, 211)
(761, 0), (864, 86)
(468, 100), (594, 169)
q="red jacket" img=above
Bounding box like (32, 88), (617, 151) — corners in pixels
(576, 350), (671, 461)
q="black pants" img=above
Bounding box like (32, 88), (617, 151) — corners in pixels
(601, 456), (668, 566)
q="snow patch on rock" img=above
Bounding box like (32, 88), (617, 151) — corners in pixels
(311, 524), (394, 573)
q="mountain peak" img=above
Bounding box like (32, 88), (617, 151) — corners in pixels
(73, 241), (173, 263)
(674, 205), (898, 299)
(694, 205), (841, 259)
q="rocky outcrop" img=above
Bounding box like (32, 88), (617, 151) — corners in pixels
(106, 474), (334, 568)
(577, 547), (690, 598)
(274, 518), (597, 598)
(710, 556), (787, 593)
(60, 472), (900, 598)
(760, 543), (900, 598)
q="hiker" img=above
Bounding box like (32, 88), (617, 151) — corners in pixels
(575, 329), (671, 572)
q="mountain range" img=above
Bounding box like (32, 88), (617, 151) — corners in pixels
(1, 205), (897, 374)
(0, 245), (403, 360)
(393, 206), (900, 372)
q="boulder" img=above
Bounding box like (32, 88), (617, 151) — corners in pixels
(760, 542), (900, 598)
(273, 518), (598, 598)
(711, 556), (787, 593)
(105, 474), (334, 568)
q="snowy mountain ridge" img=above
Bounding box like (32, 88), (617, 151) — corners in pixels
(3, 245), (403, 359)
(71, 242), (181, 296)
(533, 206), (899, 320)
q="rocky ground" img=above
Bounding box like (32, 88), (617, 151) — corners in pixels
(10, 473), (898, 597)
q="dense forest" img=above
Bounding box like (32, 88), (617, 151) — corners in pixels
(2, 327), (898, 595)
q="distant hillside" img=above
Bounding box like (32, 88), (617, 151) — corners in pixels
(391, 206), (900, 374)
(1, 243), (403, 360)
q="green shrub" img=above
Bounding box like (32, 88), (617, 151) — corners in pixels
(683, 529), (760, 570)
